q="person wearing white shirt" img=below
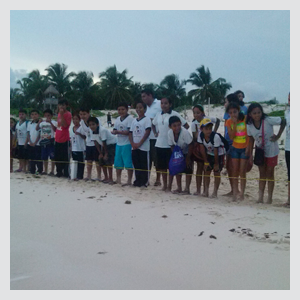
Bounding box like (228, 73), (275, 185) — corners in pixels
(89, 117), (117, 184)
(26, 110), (43, 175)
(112, 102), (134, 185)
(36, 109), (57, 175)
(142, 89), (162, 186)
(167, 116), (193, 194)
(284, 93), (290, 208)
(152, 97), (189, 191)
(79, 108), (102, 181)
(70, 113), (86, 180)
(129, 101), (152, 187)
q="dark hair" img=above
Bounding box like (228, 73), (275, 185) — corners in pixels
(30, 109), (40, 115)
(87, 116), (99, 125)
(135, 100), (147, 110)
(43, 109), (53, 116)
(58, 99), (68, 106)
(193, 104), (205, 113)
(234, 90), (245, 98)
(18, 109), (27, 114)
(141, 89), (154, 97)
(117, 102), (129, 110)
(72, 111), (81, 119)
(79, 107), (90, 113)
(226, 102), (244, 121)
(246, 103), (267, 124)
(169, 116), (181, 126)
(161, 97), (172, 105)
(226, 93), (239, 104)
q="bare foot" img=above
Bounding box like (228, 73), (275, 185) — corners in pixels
(193, 192), (200, 196)
(232, 195), (237, 202)
(162, 186), (168, 192)
(210, 193), (218, 199)
(172, 189), (182, 194)
(222, 191), (233, 197)
(202, 192), (209, 198)
(266, 199), (273, 204)
(256, 199), (264, 203)
(238, 194), (245, 201)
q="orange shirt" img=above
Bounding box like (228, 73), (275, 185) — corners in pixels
(226, 117), (249, 149)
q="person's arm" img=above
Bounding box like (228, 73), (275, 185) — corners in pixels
(33, 131), (41, 146)
(214, 118), (220, 132)
(36, 119), (42, 131)
(245, 136), (254, 157)
(24, 132), (30, 148)
(227, 120), (237, 141)
(12, 130), (17, 146)
(94, 140), (102, 159)
(183, 122), (189, 130)
(199, 144), (209, 171)
(102, 140), (108, 160)
(270, 119), (286, 142)
(50, 120), (57, 132)
(75, 131), (86, 140)
(186, 142), (193, 169)
(136, 129), (151, 149)
(129, 131), (134, 146)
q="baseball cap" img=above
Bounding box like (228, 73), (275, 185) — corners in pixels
(200, 118), (213, 127)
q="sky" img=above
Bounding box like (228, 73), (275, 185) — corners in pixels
(10, 10), (290, 103)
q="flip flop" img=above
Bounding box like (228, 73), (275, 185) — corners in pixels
(154, 181), (162, 186)
(172, 190), (182, 194)
(122, 183), (132, 187)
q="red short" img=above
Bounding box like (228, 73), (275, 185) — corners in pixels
(264, 155), (278, 167)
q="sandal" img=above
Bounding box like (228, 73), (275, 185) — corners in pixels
(122, 183), (132, 187)
(172, 189), (182, 194)
(154, 181), (162, 186)
(84, 178), (91, 182)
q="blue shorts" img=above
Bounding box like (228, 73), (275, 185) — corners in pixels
(114, 144), (133, 169)
(41, 144), (55, 160)
(229, 146), (249, 160)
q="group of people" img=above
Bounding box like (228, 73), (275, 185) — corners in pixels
(10, 90), (290, 207)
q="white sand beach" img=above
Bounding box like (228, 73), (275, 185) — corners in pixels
(10, 105), (290, 290)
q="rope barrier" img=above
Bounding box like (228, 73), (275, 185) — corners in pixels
(12, 158), (289, 183)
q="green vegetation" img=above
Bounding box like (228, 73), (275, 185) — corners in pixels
(267, 110), (285, 118)
(90, 110), (105, 117)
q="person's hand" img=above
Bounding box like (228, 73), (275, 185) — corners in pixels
(75, 132), (80, 136)
(132, 143), (139, 150)
(204, 163), (210, 172)
(154, 132), (159, 137)
(59, 107), (65, 115)
(245, 147), (251, 157)
(231, 117), (238, 124)
(38, 119), (42, 124)
(103, 153), (108, 161)
(112, 129), (118, 135)
(186, 156), (192, 169)
(270, 134), (279, 142)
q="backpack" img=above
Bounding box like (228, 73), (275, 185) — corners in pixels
(169, 144), (186, 176)
(199, 131), (229, 152)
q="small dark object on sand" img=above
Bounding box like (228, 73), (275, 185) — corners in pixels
(210, 222), (215, 224)
(19, 192), (23, 194)
(87, 196), (96, 199)
(247, 233), (254, 237)
(229, 229), (235, 232)
(264, 234), (269, 238)
(125, 200), (131, 204)
(198, 231), (204, 236)
(97, 251), (107, 254)
(162, 215), (168, 218)
(210, 235), (217, 239)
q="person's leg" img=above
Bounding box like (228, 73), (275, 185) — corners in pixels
(35, 146), (43, 174)
(258, 165), (267, 203)
(28, 145), (35, 174)
(139, 150), (149, 186)
(86, 160), (93, 180)
(239, 158), (248, 200)
(55, 142), (63, 177)
(202, 170), (211, 197)
(266, 166), (275, 204)
(231, 158), (240, 201)
(132, 149), (140, 186)
(285, 151), (290, 206)
(151, 141), (161, 185)
(211, 171), (221, 198)
(175, 174), (182, 193)
(114, 145), (123, 184)
(184, 174), (192, 194)
(167, 174), (174, 192)
(77, 152), (85, 179)
(195, 161), (204, 195)
(123, 144), (133, 185)
(62, 142), (70, 178)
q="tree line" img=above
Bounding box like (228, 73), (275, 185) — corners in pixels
(10, 63), (232, 111)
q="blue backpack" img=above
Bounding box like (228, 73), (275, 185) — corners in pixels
(169, 144), (186, 176)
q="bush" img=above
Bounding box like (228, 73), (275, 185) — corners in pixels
(267, 110), (285, 118)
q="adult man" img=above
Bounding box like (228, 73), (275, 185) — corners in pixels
(141, 89), (162, 186)
(54, 99), (72, 178)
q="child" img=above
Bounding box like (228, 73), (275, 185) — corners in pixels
(10, 118), (17, 172)
(197, 119), (226, 198)
(226, 102), (249, 201)
(36, 109), (57, 175)
(129, 101), (152, 187)
(112, 102), (135, 186)
(191, 104), (220, 195)
(167, 116), (193, 194)
(234, 90), (248, 115)
(26, 109), (43, 175)
(246, 103), (286, 204)
(14, 109), (29, 172)
(70, 113), (86, 180)
(107, 112), (112, 127)
(284, 93), (290, 208)
(89, 117), (117, 184)
(79, 108), (102, 181)
(54, 99), (72, 178)
(152, 97), (189, 191)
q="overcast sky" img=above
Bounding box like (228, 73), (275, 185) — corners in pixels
(10, 10), (290, 102)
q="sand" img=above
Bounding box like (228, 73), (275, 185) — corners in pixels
(10, 106), (290, 290)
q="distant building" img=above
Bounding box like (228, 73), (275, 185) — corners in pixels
(43, 84), (60, 112)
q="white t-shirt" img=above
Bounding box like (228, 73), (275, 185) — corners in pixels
(191, 116), (217, 133)
(197, 132), (226, 156)
(39, 120), (57, 141)
(152, 110), (187, 148)
(27, 121), (41, 146)
(16, 120), (28, 145)
(168, 127), (193, 155)
(70, 126), (86, 152)
(91, 126), (117, 146)
(114, 115), (134, 146)
(80, 118), (101, 147)
(285, 108), (290, 151)
(247, 116), (282, 157)
(145, 98), (161, 140)
(129, 116), (152, 151)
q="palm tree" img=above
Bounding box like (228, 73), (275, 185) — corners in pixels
(159, 74), (186, 108)
(98, 65), (133, 109)
(45, 63), (75, 97)
(187, 65), (231, 105)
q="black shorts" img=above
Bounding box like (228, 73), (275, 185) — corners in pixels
(99, 143), (116, 166)
(155, 147), (172, 170)
(85, 145), (99, 161)
(149, 139), (158, 167)
(17, 145), (29, 160)
(207, 155), (224, 172)
(183, 154), (193, 175)
(285, 151), (290, 181)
